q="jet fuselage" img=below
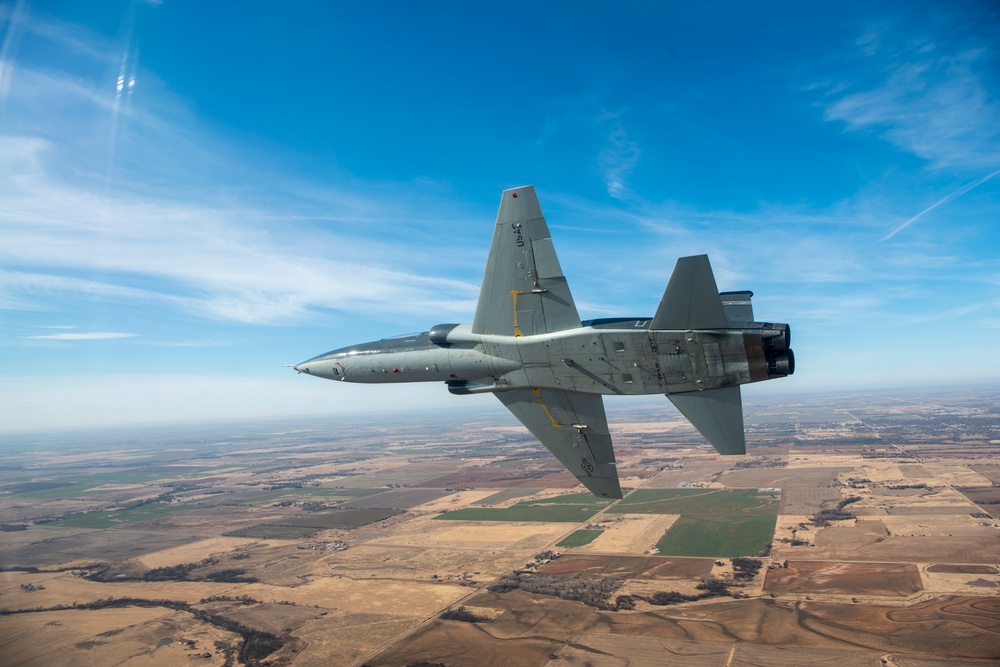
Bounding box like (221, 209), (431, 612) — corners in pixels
(295, 318), (792, 397)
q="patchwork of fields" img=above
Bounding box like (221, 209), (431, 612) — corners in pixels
(3, 391), (1000, 666)
(434, 493), (614, 522)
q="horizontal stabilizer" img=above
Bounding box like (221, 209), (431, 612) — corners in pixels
(651, 255), (728, 330)
(667, 385), (746, 455)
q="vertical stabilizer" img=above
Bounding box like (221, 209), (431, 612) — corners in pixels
(472, 186), (581, 336)
(667, 385), (746, 455)
(651, 255), (728, 330)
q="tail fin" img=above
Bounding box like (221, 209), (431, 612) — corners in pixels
(651, 255), (728, 330)
(471, 186), (581, 336)
(668, 385), (746, 455)
(653, 256), (746, 454)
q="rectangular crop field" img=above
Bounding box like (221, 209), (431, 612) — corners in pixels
(332, 464), (454, 488)
(718, 467), (850, 489)
(557, 530), (604, 547)
(228, 524), (319, 539)
(328, 487), (388, 497)
(746, 409), (854, 423)
(610, 488), (779, 516)
(764, 561), (921, 596)
(228, 508), (404, 538)
(780, 487), (842, 515)
(971, 465), (1000, 485)
(655, 515), (777, 557)
(472, 489), (541, 506)
(0, 529), (198, 567)
(337, 489), (449, 509)
(12, 469), (220, 499)
(957, 487), (1000, 511)
(46, 503), (193, 528)
(279, 508), (404, 528)
(434, 493), (613, 522)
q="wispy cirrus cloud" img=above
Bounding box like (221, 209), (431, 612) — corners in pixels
(824, 33), (1000, 170)
(25, 332), (136, 340)
(599, 124), (641, 200)
(0, 142), (480, 323)
(0, 43), (482, 326)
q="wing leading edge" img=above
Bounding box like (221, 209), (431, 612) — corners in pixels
(496, 389), (622, 498)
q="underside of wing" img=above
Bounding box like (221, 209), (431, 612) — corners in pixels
(496, 388), (621, 498)
(472, 186), (581, 336)
(667, 385), (746, 455)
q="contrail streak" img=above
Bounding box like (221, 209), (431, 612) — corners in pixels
(880, 167), (1000, 242)
(0, 0), (30, 98)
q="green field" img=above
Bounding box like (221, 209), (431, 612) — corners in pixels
(15, 468), (220, 500)
(609, 489), (779, 557)
(48, 503), (193, 529)
(238, 485), (386, 506)
(557, 529), (604, 547)
(435, 493), (613, 523)
(655, 515), (777, 557)
(472, 489), (541, 506)
(610, 488), (779, 516)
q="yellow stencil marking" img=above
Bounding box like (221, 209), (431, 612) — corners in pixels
(532, 388), (564, 428)
(509, 290), (525, 337)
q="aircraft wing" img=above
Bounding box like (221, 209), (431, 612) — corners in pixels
(496, 388), (622, 498)
(668, 385), (746, 455)
(472, 185), (581, 336)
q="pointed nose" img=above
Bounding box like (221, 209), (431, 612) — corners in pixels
(294, 363), (312, 374)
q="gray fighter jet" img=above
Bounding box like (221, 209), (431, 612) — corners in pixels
(296, 186), (794, 498)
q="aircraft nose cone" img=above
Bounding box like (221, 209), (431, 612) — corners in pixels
(295, 363), (312, 374)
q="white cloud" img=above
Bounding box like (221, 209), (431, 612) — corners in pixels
(599, 124), (641, 200)
(0, 14), (488, 327)
(0, 133), (479, 325)
(24, 332), (137, 340)
(825, 37), (1000, 170)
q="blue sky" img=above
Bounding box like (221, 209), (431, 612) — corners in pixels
(1, 1), (998, 432)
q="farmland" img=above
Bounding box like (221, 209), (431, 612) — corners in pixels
(2, 389), (1000, 665)
(610, 488), (780, 515)
(655, 515), (778, 557)
(44, 502), (194, 529)
(556, 529), (604, 547)
(434, 492), (614, 522)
